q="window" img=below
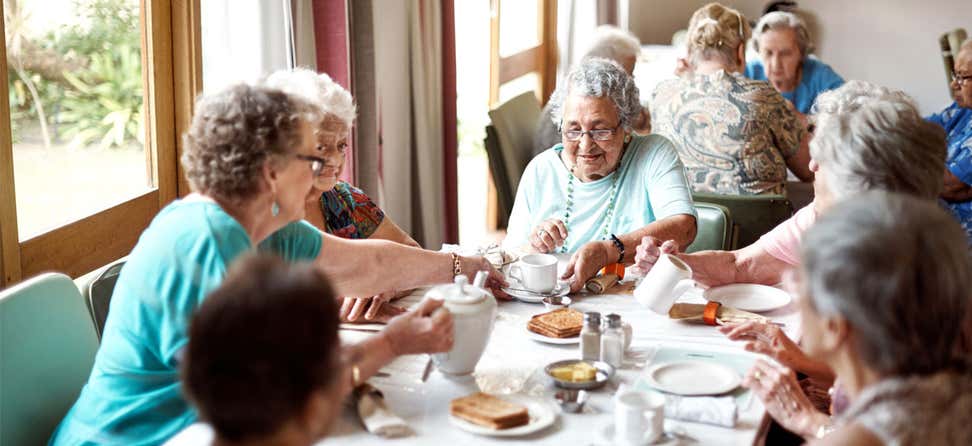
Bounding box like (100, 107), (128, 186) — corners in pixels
(0, 0), (202, 285)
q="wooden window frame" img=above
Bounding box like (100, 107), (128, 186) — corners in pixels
(0, 0), (203, 286)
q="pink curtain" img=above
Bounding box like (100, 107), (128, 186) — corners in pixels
(311, 0), (355, 185)
(441, 0), (458, 244)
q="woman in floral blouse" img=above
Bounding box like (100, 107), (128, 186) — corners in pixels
(267, 68), (419, 322)
(651, 3), (813, 195)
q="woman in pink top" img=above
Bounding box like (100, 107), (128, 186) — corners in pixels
(633, 80), (947, 438)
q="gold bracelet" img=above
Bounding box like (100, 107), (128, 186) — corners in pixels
(451, 253), (462, 277)
(351, 364), (361, 388)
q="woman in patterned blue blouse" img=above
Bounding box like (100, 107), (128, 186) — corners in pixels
(267, 68), (420, 322)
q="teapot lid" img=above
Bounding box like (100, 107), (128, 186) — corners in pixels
(438, 275), (487, 305)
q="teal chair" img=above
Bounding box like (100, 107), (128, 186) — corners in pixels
(686, 202), (735, 253)
(81, 257), (126, 341)
(0, 273), (99, 445)
(692, 192), (793, 248)
(485, 91), (541, 226)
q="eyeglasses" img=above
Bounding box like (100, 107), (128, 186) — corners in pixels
(292, 154), (327, 177)
(561, 123), (621, 142)
(952, 72), (972, 86)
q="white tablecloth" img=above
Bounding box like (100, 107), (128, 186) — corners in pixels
(170, 255), (801, 445)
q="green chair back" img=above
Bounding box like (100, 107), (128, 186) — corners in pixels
(0, 273), (99, 445)
(686, 202), (734, 253)
(692, 192), (793, 248)
(81, 258), (126, 341)
(484, 124), (514, 228)
(486, 91), (541, 224)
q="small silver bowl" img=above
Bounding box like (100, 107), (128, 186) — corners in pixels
(544, 359), (615, 390)
(554, 389), (588, 413)
(542, 295), (572, 310)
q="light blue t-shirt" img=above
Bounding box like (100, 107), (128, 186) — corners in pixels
(746, 57), (845, 114)
(50, 200), (323, 446)
(504, 134), (697, 253)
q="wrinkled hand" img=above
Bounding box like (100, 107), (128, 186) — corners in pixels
(720, 320), (835, 383)
(461, 256), (511, 300)
(383, 297), (455, 355)
(744, 359), (830, 439)
(562, 241), (611, 293)
(528, 219), (568, 253)
(339, 293), (408, 323)
(632, 236), (679, 274)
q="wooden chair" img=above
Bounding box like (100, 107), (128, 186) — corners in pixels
(0, 273), (99, 445)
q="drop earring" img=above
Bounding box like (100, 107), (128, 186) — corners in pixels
(271, 200), (280, 217)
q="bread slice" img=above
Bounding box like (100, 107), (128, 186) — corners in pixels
(527, 308), (583, 338)
(450, 392), (530, 430)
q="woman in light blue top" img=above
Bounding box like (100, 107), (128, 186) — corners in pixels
(745, 11), (844, 115)
(50, 84), (505, 446)
(505, 58), (697, 293)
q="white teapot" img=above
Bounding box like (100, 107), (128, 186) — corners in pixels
(426, 271), (497, 375)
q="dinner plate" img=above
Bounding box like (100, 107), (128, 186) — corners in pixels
(503, 280), (570, 303)
(526, 328), (580, 345)
(703, 283), (792, 313)
(448, 394), (557, 437)
(644, 361), (741, 396)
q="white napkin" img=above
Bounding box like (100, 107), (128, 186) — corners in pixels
(354, 384), (413, 438)
(664, 395), (737, 427)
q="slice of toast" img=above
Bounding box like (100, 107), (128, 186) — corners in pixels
(527, 320), (581, 338)
(527, 308), (583, 337)
(450, 392), (530, 430)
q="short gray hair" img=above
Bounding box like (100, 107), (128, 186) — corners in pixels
(182, 84), (320, 203)
(548, 58), (641, 131)
(801, 191), (971, 376)
(584, 25), (641, 64)
(809, 80), (946, 200)
(752, 11), (814, 56)
(265, 67), (356, 128)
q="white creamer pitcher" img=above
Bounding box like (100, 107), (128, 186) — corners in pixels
(426, 271), (497, 375)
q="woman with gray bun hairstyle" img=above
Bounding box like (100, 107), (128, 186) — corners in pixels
(749, 191), (972, 444)
(505, 57), (697, 293)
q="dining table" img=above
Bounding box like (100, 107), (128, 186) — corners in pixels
(326, 253), (803, 446)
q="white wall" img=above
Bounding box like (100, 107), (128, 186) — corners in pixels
(628, 0), (972, 114)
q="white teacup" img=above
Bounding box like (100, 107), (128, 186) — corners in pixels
(633, 254), (693, 314)
(509, 253), (558, 293)
(614, 390), (665, 445)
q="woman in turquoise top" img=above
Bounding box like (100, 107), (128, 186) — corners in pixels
(504, 58), (697, 293)
(267, 69), (419, 323)
(745, 11), (845, 115)
(50, 84), (505, 445)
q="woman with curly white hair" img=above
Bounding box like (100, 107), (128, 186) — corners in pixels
(746, 11), (844, 114)
(49, 83), (507, 445)
(505, 57), (697, 293)
(266, 68), (418, 323)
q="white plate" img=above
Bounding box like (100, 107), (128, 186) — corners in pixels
(703, 283), (792, 313)
(644, 361), (741, 396)
(526, 328), (580, 345)
(503, 280), (570, 303)
(448, 394), (557, 437)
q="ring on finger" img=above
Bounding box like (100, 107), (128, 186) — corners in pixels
(753, 370), (762, 380)
(537, 229), (547, 238)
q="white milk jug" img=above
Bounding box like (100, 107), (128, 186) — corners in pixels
(427, 271), (497, 375)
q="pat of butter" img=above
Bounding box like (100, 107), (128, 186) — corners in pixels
(551, 362), (597, 382)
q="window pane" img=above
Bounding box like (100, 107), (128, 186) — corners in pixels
(498, 0), (539, 58)
(498, 72), (538, 104)
(6, 0), (151, 240)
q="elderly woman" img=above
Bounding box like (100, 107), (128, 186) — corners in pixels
(651, 2), (812, 195)
(534, 25), (650, 155)
(505, 58), (697, 292)
(931, 39), (972, 243)
(50, 84), (505, 445)
(750, 192), (972, 444)
(634, 81), (947, 418)
(266, 68), (418, 323)
(745, 11), (845, 115)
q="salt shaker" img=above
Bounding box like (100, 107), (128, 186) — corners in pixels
(600, 313), (624, 368)
(580, 312), (602, 361)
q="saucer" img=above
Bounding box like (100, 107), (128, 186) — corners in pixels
(503, 280), (570, 303)
(600, 423), (679, 445)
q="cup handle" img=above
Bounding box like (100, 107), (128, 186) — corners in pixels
(508, 265), (522, 283)
(641, 411), (661, 444)
(670, 279), (694, 304)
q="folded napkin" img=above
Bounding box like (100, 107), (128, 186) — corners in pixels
(354, 384), (413, 438)
(664, 395), (737, 427)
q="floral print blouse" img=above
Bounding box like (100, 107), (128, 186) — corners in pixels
(650, 70), (806, 195)
(319, 181), (385, 239)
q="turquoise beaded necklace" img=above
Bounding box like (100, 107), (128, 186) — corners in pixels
(559, 161), (622, 254)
